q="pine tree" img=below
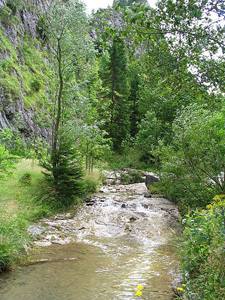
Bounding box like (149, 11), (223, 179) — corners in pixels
(100, 37), (130, 151)
(128, 70), (140, 137)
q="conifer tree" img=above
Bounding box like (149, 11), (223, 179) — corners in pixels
(100, 37), (130, 151)
(128, 70), (140, 137)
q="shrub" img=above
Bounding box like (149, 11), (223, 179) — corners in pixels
(0, 6), (12, 24)
(31, 78), (41, 92)
(120, 172), (132, 184)
(82, 179), (97, 195)
(0, 143), (17, 177)
(6, 0), (17, 15)
(99, 172), (108, 185)
(37, 15), (48, 42)
(129, 170), (144, 183)
(181, 195), (225, 299)
(19, 172), (32, 185)
(158, 105), (225, 211)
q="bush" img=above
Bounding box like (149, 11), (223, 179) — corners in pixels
(0, 6), (13, 25)
(31, 78), (41, 92)
(0, 128), (28, 157)
(181, 195), (225, 299)
(120, 170), (144, 184)
(37, 15), (48, 42)
(19, 172), (32, 185)
(99, 172), (108, 185)
(0, 143), (17, 177)
(120, 172), (132, 184)
(82, 179), (97, 196)
(158, 105), (225, 211)
(129, 170), (144, 183)
(6, 0), (17, 15)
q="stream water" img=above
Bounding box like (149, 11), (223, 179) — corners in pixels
(0, 183), (182, 300)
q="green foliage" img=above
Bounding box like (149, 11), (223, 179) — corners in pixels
(135, 111), (164, 163)
(181, 195), (225, 299)
(99, 171), (108, 185)
(0, 29), (52, 109)
(0, 6), (13, 25)
(41, 133), (84, 207)
(82, 178), (97, 196)
(0, 143), (17, 177)
(37, 15), (48, 42)
(30, 78), (41, 92)
(6, 0), (17, 15)
(0, 159), (57, 272)
(105, 148), (149, 170)
(113, 0), (147, 8)
(100, 37), (130, 151)
(0, 128), (28, 157)
(158, 104), (225, 211)
(128, 68), (140, 137)
(19, 172), (32, 185)
(120, 169), (144, 184)
(0, 215), (29, 272)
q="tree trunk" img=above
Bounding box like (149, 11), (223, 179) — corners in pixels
(52, 38), (63, 178)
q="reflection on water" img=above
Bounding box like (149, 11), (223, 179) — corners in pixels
(0, 183), (181, 299)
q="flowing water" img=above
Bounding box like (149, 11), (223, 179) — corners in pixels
(0, 183), (182, 300)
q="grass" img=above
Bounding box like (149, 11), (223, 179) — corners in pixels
(0, 29), (52, 110)
(0, 159), (56, 272)
(0, 160), (103, 272)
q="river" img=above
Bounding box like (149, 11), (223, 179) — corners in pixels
(0, 182), (182, 299)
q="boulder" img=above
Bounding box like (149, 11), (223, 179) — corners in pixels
(145, 173), (159, 189)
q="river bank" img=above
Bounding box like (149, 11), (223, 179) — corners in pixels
(0, 181), (182, 299)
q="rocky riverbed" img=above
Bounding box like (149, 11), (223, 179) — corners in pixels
(0, 181), (182, 300)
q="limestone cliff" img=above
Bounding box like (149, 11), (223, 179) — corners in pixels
(0, 0), (51, 141)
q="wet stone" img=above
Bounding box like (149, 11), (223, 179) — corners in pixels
(12, 181), (182, 300)
(28, 225), (45, 236)
(34, 241), (52, 247)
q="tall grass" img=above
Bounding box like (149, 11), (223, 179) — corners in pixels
(0, 159), (101, 272)
(0, 159), (54, 272)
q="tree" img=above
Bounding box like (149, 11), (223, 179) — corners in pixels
(120, 0), (225, 94)
(113, 0), (128, 8)
(40, 0), (93, 202)
(159, 104), (225, 209)
(100, 37), (130, 151)
(128, 68), (140, 137)
(127, 0), (148, 5)
(113, 0), (148, 7)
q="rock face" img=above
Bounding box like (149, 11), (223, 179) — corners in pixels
(0, 0), (51, 141)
